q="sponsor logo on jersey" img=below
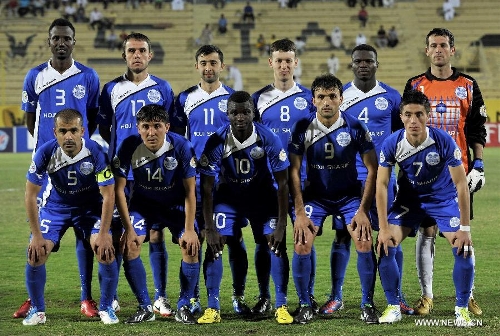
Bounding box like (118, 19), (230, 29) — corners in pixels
(455, 86), (467, 100)
(29, 161), (36, 173)
(73, 85), (86, 99)
(250, 146), (264, 159)
(425, 152), (440, 166)
(218, 99), (228, 112)
(80, 161), (94, 175)
(148, 89), (161, 103)
(449, 217), (460, 227)
(374, 97), (389, 110)
(294, 97), (308, 110)
(164, 156), (178, 170)
(278, 149), (287, 161)
(336, 132), (351, 147)
(454, 147), (461, 160)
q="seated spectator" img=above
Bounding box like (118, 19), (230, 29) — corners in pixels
(63, 3), (77, 21)
(376, 25), (388, 48)
(242, 1), (254, 23)
(442, 0), (455, 21)
(31, 0), (45, 17)
(18, 0), (32, 17)
(154, 0), (163, 9)
(256, 33), (267, 56)
(6, 0), (19, 17)
(218, 14), (227, 34)
(171, 0), (184, 11)
(89, 7), (103, 30)
(382, 0), (394, 7)
(214, 0), (225, 9)
(76, 0), (87, 8)
(355, 32), (367, 46)
(196, 23), (212, 46)
(348, 0), (357, 7)
(288, 0), (300, 8)
(387, 26), (399, 47)
(327, 53), (340, 75)
(330, 26), (343, 49)
(278, 0), (287, 8)
(294, 36), (306, 55)
(106, 29), (118, 50)
(103, 9), (117, 29)
(358, 5), (368, 27)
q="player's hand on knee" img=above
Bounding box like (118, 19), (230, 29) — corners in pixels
(28, 235), (48, 264)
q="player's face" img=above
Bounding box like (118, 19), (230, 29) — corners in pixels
(48, 26), (75, 60)
(123, 39), (152, 74)
(228, 101), (254, 133)
(313, 87), (343, 125)
(54, 117), (84, 158)
(196, 52), (224, 84)
(401, 103), (429, 140)
(138, 120), (169, 152)
(426, 35), (455, 67)
(269, 50), (298, 83)
(351, 50), (378, 81)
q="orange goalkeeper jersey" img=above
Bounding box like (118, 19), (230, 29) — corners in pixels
(404, 68), (487, 172)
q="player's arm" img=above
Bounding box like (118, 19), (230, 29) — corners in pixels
(450, 163), (472, 256)
(26, 113), (35, 137)
(353, 148), (377, 241)
(180, 176), (199, 257)
(201, 173), (224, 258)
(375, 164), (392, 256)
(114, 176), (139, 254)
(268, 168), (289, 254)
(25, 180), (46, 263)
(94, 183), (115, 261)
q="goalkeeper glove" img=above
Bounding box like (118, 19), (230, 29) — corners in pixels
(466, 159), (485, 193)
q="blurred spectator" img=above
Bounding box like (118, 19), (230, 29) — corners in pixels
(450, 0), (460, 9)
(118, 29), (128, 49)
(387, 26), (399, 47)
(63, 3), (77, 21)
(242, 1), (254, 23)
(126, 0), (139, 10)
(171, 0), (184, 11)
(104, 9), (117, 29)
(382, 0), (394, 7)
(355, 32), (367, 46)
(226, 65), (243, 90)
(218, 14), (227, 34)
(196, 23), (212, 46)
(76, 0), (87, 8)
(31, 0), (45, 16)
(154, 0), (163, 9)
(256, 33), (267, 56)
(294, 36), (306, 55)
(330, 26), (343, 49)
(442, 0), (455, 21)
(348, 0), (357, 7)
(358, 5), (368, 27)
(46, 0), (60, 10)
(75, 4), (86, 22)
(293, 57), (302, 84)
(376, 25), (388, 48)
(18, 0), (31, 17)
(327, 53), (340, 75)
(89, 7), (103, 30)
(288, 0), (301, 8)
(106, 29), (118, 50)
(6, 0), (19, 17)
(278, 0), (287, 8)
(214, 0), (225, 9)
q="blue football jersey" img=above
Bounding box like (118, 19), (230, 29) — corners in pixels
(21, 60), (100, 152)
(341, 80), (401, 181)
(97, 74), (175, 162)
(198, 123), (289, 196)
(173, 83), (234, 159)
(379, 127), (462, 202)
(113, 132), (197, 207)
(27, 138), (113, 209)
(289, 112), (374, 199)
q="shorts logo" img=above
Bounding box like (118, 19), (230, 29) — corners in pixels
(374, 97), (389, 110)
(279, 149), (287, 162)
(218, 99), (228, 113)
(29, 161), (36, 173)
(199, 154), (209, 167)
(294, 97), (308, 110)
(147, 89), (161, 103)
(425, 152), (440, 166)
(22, 91), (29, 104)
(190, 157), (197, 168)
(250, 146), (264, 159)
(80, 161), (94, 175)
(379, 151), (385, 163)
(73, 85), (86, 99)
(336, 132), (351, 147)
(450, 217), (460, 228)
(164, 156), (178, 170)
(269, 218), (277, 230)
(454, 147), (461, 160)
(94, 220), (101, 230)
(455, 86), (467, 100)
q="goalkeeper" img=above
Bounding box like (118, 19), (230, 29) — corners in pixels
(404, 27), (487, 317)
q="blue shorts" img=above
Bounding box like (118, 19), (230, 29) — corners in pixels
(35, 205), (102, 252)
(388, 196), (461, 233)
(128, 202), (199, 241)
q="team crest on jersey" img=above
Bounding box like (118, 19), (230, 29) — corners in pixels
(250, 146), (265, 159)
(190, 157), (197, 168)
(425, 152), (440, 166)
(278, 149), (287, 161)
(22, 91), (29, 104)
(147, 89), (161, 103)
(269, 218), (277, 230)
(29, 161), (36, 173)
(379, 152), (385, 163)
(80, 161), (94, 175)
(199, 154), (209, 167)
(218, 99), (228, 112)
(453, 147), (461, 160)
(336, 132), (351, 147)
(164, 156), (178, 170)
(455, 86), (467, 100)
(112, 157), (120, 169)
(449, 217), (460, 228)
(294, 97), (308, 110)
(73, 85), (86, 99)
(374, 97), (389, 110)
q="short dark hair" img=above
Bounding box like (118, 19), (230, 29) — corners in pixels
(195, 45), (224, 63)
(227, 91), (255, 114)
(400, 90), (431, 114)
(311, 74), (343, 97)
(49, 18), (75, 36)
(136, 104), (169, 124)
(269, 38), (296, 56)
(426, 28), (454, 48)
(54, 108), (83, 126)
(122, 32), (152, 53)
(351, 44), (378, 59)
